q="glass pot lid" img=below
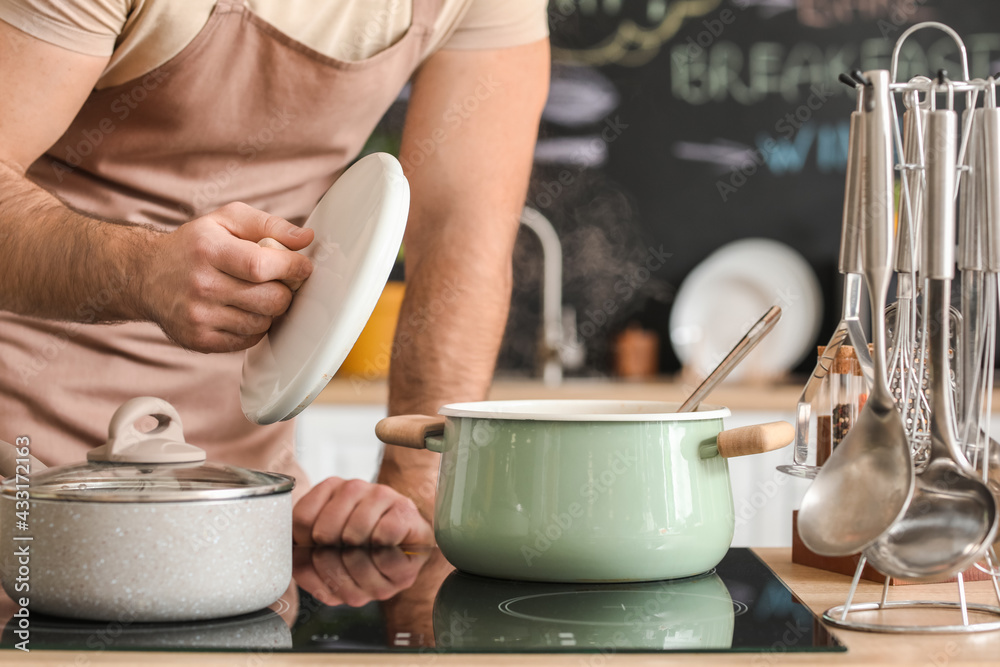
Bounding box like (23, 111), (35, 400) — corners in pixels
(1, 397), (294, 502)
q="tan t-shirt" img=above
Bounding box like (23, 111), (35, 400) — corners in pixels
(0, 0), (548, 88)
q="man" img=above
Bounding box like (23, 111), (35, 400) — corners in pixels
(0, 0), (549, 545)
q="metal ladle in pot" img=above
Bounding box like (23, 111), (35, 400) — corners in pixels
(676, 305), (781, 413)
(797, 70), (916, 556)
(864, 85), (998, 580)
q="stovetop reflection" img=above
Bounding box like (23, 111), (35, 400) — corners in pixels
(0, 548), (844, 654)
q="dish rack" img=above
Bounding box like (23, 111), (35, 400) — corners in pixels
(780, 22), (1000, 634)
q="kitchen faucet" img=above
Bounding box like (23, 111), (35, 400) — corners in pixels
(519, 207), (586, 385)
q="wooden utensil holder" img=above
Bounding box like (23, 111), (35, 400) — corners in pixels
(791, 511), (993, 585)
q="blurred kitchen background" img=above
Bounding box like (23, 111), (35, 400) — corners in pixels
(299, 0), (1000, 547)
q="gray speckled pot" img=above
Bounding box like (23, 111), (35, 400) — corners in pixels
(1, 397), (295, 622)
(0, 493), (291, 622)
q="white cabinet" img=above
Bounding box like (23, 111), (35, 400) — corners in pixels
(295, 405), (386, 484)
(722, 410), (808, 548)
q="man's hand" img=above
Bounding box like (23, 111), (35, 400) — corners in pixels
(292, 477), (434, 547)
(0, 25), (315, 346)
(140, 203), (314, 352)
(293, 547), (431, 608)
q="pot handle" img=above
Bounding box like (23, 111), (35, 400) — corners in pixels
(700, 421), (794, 459)
(88, 396), (207, 464)
(375, 415), (446, 453)
(0, 439), (47, 479)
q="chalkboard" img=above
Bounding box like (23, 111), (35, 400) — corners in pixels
(496, 0), (1000, 376)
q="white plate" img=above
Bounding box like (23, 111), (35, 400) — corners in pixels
(240, 153), (409, 424)
(669, 238), (822, 382)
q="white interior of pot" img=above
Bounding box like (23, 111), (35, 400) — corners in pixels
(437, 400), (730, 421)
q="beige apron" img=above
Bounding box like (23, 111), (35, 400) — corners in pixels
(0, 0), (438, 487)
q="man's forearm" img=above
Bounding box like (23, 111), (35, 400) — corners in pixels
(377, 40), (550, 519)
(387, 227), (514, 417)
(379, 209), (518, 519)
(0, 159), (154, 322)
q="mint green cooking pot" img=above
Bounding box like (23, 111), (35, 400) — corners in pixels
(376, 400), (791, 583)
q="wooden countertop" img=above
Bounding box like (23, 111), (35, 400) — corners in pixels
(317, 376), (806, 410)
(319, 376), (1000, 412)
(5, 548), (1000, 666)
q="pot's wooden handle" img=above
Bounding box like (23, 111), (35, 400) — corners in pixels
(258, 237), (305, 291)
(713, 421), (794, 458)
(376, 415), (445, 450)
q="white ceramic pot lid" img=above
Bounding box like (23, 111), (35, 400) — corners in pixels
(240, 153), (410, 424)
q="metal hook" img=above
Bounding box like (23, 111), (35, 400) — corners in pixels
(944, 74), (956, 111)
(902, 75), (932, 111)
(839, 73), (866, 114)
(891, 22), (970, 84)
(927, 71), (956, 111)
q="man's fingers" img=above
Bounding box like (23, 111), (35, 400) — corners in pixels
(370, 548), (429, 590)
(341, 485), (402, 546)
(224, 279), (293, 318)
(292, 477), (345, 545)
(292, 548), (426, 608)
(171, 328), (263, 354)
(183, 265), (292, 318)
(213, 236), (313, 286)
(257, 238), (306, 291)
(292, 554), (345, 606)
(213, 305), (273, 337)
(309, 550), (373, 607)
(148, 208), (314, 352)
(293, 478), (435, 548)
(341, 549), (400, 601)
(371, 502), (434, 547)
(306, 479), (373, 545)
(208, 202), (314, 284)
(212, 202), (314, 250)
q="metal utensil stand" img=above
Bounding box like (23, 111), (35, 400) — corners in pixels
(804, 22), (1000, 634)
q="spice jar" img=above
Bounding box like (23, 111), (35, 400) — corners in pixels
(817, 344), (868, 466)
(612, 323), (659, 379)
(831, 344), (866, 445)
(815, 345), (834, 467)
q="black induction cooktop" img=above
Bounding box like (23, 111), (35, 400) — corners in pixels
(1, 548), (844, 655)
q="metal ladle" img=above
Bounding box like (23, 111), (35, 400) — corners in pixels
(864, 87), (998, 580)
(970, 76), (1000, 560)
(676, 305), (781, 413)
(797, 70), (915, 557)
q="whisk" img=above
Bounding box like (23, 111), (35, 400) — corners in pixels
(886, 83), (931, 452)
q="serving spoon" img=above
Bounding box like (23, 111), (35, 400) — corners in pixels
(797, 70), (916, 557)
